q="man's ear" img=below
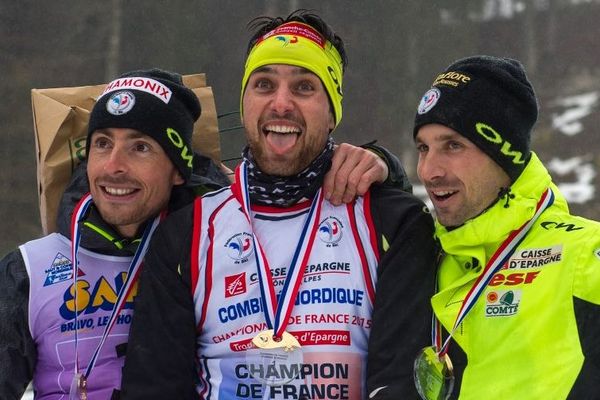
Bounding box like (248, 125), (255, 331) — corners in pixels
(173, 170), (185, 186)
(329, 111), (335, 131)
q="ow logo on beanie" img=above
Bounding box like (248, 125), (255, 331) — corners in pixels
(475, 122), (527, 165)
(166, 128), (193, 169)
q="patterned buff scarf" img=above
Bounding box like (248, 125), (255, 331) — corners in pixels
(243, 138), (335, 207)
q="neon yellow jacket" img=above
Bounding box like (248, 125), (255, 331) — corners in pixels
(433, 153), (600, 399)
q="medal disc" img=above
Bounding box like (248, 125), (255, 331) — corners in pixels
(69, 373), (87, 400)
(246, 330), (303, 386)
(413, 346), (454, 400)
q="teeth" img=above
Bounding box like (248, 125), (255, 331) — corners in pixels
(104, 187), (135, 196)
(264, 124), (300, 134)
(433, 190), (455, 196)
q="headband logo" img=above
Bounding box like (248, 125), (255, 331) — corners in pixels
(327, 66), (343, 97)
(106, 91), (136, 115)
(275, 35), (298, 46)
(258, 22), (325, 48)
(417, 88), (440, 115)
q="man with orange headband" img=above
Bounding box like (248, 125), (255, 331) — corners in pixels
(121, 10), (436, 399)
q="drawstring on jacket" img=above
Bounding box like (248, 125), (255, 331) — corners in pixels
(498, 187), (515, 208)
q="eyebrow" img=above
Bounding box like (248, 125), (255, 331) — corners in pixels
(94, 129), (148, 140)
(436, 132), (462, 141)
(417, 130), (463, 143)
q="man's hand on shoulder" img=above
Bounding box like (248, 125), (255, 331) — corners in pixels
(324, 143), (389, 205)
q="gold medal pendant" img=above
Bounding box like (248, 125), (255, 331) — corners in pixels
(413, 346), (454, 400)
(69, 373), (88, 400)
(246, 330), (303, 386)
(252, 330), (301, 351)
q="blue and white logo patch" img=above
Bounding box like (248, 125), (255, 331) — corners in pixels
(106, 91), (136, 115)
(44, 252), (74, 286)
(417, 88), (440, 115)
(225, 232), (254, 262)
(318, 216), (344, 246)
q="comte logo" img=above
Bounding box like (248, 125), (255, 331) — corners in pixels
(485, 290), (521, 318)
(225, 272), (247, 298)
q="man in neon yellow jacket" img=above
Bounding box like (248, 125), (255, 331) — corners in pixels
(410, 56), (600, 399)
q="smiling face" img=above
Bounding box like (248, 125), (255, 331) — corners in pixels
(416, 124), (511, 228)
(242, 64), (335, 176)
(86, 128), (183, 238)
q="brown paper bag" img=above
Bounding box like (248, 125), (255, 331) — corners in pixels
(31, 73), (221, 235)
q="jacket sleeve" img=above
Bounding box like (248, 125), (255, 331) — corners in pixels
(361, 142), (413, 192)
(120, 204), (198, 400)
(366, 186), (438, 399)
(0, 250), (36, 400)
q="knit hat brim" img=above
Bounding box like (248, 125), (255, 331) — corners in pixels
(414, 55), (538, 182)
(87, 69), (201, 182)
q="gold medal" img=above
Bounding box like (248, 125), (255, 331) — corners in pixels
(414, 346), (454, 400)
(69, 373), (87, 400)
(252, 330), (301, 352)
(246, 330), (303, 386)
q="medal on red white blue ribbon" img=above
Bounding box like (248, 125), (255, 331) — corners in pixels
(235, 163), (323, 386)
(414, 345), (453, 400)
(68, 372), (87, 400)
(414, 188), (554, 400)
(69, 193), (161, 398)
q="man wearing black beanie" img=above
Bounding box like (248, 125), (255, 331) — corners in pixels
(0, 63), (407, 400)
(0, 68), (234, 400)
(370, 55), (600, 399)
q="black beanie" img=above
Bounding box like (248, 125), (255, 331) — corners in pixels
(414, 55), (538, 182)
(87, 68), (201, 182)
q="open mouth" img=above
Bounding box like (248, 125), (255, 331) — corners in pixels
(263, 124), (301, 135)
(263, 124), (302, 154)
(430, 190), (457, 202)
(102, 186), (139, 197)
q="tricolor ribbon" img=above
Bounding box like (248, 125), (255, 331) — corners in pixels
(235, 162), (323, 338)
(70, 193), (162, 380)
(434, 188), (555, 355)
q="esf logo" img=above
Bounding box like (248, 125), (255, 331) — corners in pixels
(488, 271), (539, 287)
(485, 290), (521, 317)
(318, 217), (343, 247)
(59, 272), (136, 320)
(225, 233), (254, 263)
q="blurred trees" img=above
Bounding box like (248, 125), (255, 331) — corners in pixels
(2, 0), (600, 253)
